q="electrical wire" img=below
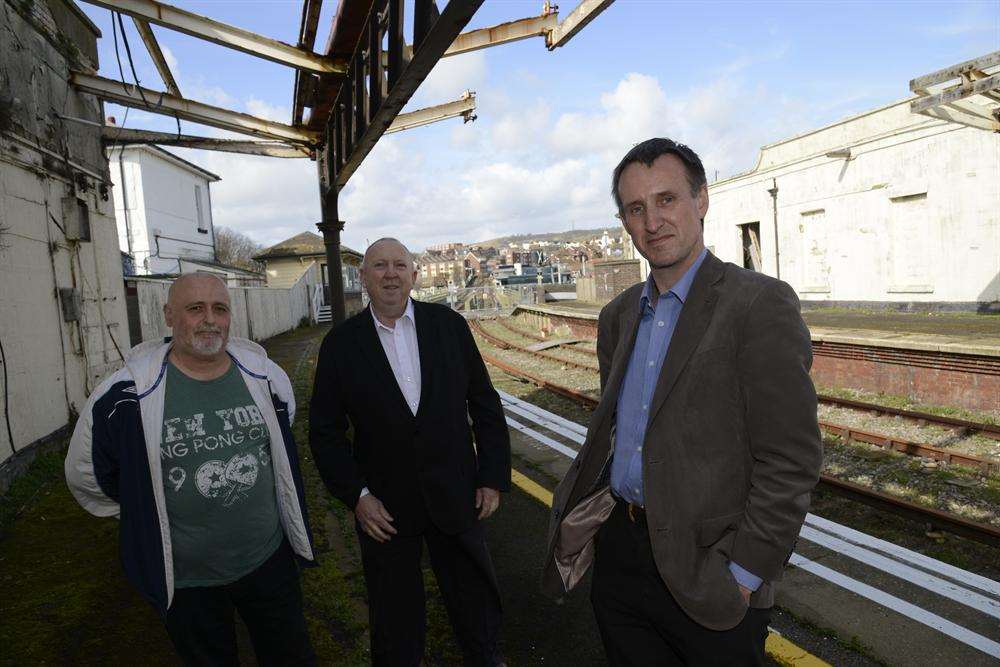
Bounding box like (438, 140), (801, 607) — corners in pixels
(116, 12), (151, 108)
(0, 335), (15, 453)
(106, 12), (131, 159)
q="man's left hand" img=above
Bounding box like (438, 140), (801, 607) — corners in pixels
(738, 584), (752, 605)
(476, 487), (500, 520)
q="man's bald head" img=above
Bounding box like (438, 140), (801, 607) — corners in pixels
(167, 272), (230, 307)
(363, 237), (415, 271)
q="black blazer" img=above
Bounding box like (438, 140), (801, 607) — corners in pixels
(309, 300), (511, 536)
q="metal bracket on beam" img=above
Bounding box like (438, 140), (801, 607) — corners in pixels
(546, 0), (614, 49)
(71, 72), (319, 144)
(78, 0), (347, 75)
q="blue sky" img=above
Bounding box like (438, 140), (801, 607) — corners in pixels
(81, 0), (999, 252)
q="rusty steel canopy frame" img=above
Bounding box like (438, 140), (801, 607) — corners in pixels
(316, 0), (486, 324)
(70, 0), (615, 326)
(909, 51), (1000, 133)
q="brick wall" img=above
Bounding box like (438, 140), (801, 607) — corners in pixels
(593, 259), (641, 303)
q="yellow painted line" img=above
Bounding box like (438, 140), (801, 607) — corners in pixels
(766, 633), (832, 666)
(510, 467), (830, 667)
(511, 469), (553, 507)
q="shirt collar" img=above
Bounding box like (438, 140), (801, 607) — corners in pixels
(639, 247), (709, 311)
(371, 298), (415, 332)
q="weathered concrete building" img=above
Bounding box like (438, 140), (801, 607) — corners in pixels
(626, 98), (1000, 310)
(0, 0), (128, 471)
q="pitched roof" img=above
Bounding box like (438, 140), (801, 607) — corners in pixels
(254, 231), (362, 260)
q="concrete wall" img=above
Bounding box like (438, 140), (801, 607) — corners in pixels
(131, 262), (319, 345)
(0, 0), (129, 468)
(109, 146), (217, 275)
(625, 100), (1000, 308)
(576, 276), (597, 302)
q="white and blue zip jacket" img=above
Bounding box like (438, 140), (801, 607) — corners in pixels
(65, 336), (316, 613)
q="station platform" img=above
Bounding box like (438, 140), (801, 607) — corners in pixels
(514, 302), (1000, 357)
(510, 303), (1000, 413)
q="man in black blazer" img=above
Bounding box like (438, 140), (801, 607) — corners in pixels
(310, 237), (511, 666)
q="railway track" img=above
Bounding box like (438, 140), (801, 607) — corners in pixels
(473, 324), (1000, 548)
(476, 319), (999, 474)
(497, 317), (1000, 441)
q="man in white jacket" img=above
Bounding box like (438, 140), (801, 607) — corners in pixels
(66, 273), (316, 665)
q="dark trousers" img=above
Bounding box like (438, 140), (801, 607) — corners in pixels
(591, 503), (770, 666)
(163, 540), (316, 667)
(357, 518), (503, 667)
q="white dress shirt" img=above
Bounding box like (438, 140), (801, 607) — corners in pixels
(371, 298), (422, 415)
(360, 299), (422, 501)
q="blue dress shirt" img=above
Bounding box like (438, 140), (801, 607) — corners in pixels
(610, 248), (762, 592)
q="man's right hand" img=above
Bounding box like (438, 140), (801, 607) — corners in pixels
(355, 494), (397, 543)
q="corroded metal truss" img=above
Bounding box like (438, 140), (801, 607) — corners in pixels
(69, 0), (614, 324)
(909, 51), (1000, 133)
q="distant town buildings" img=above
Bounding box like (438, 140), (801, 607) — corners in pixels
(416, 231), (623, 289)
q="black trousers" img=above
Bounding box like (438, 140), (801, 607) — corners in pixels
(163, 540), (316, 667)
(357, 518), (503, 667)
(591, 503), (770, 666)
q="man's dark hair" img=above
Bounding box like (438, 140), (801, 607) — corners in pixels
(611, 138), (707, 215)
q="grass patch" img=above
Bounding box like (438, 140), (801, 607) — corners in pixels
(773, 605), (888, 666)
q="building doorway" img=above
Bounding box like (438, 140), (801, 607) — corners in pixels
(739, 222), (762, 272)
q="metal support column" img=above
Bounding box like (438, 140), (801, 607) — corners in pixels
(317, 138), (347, 325)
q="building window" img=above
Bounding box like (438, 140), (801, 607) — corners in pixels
(799, 209), (830, 293)
(195, 185), (207, 233)
(887, 193), (933, 293)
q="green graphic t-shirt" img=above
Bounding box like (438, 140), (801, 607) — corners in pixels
(160, 360), (284, 588)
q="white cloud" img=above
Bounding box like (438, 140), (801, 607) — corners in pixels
(133, 67), (836, 253)
(409, 52), (488, 109)
(246, 98), (291, 124)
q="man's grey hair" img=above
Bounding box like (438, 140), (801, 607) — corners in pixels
(167, 272), (229, 305)
(362, 237), (416, 270)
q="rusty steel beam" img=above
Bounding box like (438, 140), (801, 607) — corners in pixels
(101, 127), (312, 157)
(131, 18), (180, 96)
(79, 0), (347, 75)
(293, 0), (324, 125)
(909, 51), (1000, 91)
(385, 92), (475, 134)
(438, 12), (558, 57)
(911, 72), (1000, 114)
(71, 72), (319, 143)
(546, 0), (614, 49)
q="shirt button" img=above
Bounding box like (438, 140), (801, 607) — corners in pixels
(658, 321), (665, 327)
(648, 361), (654, 367)
(642, 404), (648, 411)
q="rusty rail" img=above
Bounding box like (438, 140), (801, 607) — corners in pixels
(477, 334), (1000, 547)
(821, 422), (996, 474)
(471, 320), (599, 372)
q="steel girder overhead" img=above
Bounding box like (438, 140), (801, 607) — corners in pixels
(909, 51), (1000, 132)
(69, 0), (615, 325)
